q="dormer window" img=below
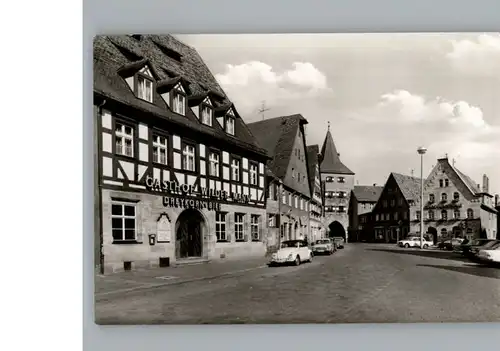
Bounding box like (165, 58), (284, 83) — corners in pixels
(226, 116), (235, 135)
(137, 75), (153, 102)
(201, 105), (212, 126)
(172, 83), (186, 115)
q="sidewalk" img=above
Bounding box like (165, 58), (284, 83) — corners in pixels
(95, 256), (270, 297)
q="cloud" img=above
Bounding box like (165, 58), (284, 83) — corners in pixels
(215, 61), (332, 114)
(446, 34), (500, 75)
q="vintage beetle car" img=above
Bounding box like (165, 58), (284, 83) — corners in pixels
(269, 240), (313, 266)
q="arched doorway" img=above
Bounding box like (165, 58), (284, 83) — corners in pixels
(328, 221), (346, 239)
(427, 226), (438, 244)
(175, 209), (205, 259)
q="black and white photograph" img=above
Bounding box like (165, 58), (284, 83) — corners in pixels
(93, 33), (500, 325)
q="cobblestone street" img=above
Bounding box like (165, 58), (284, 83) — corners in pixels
(95, 243), (500, 324)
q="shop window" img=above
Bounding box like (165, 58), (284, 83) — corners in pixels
(115, 122), (134, 157)
(251, 215), (260, 241)
(111, 202), (136, 242)
(215, 212), (226, 241)
(234, 213), (244, 241)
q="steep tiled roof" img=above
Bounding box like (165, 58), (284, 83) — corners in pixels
(392, 173), (422, 202)
(93, 35), (267, 157)
(353, 185), (383, 203)
(452, 166), (481, 195)
(307, 145), (320, 195)
(247, 114), (308, 180)
(320, 130), (354, 175)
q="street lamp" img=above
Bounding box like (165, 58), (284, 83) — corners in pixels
(417, 146), (427, 249)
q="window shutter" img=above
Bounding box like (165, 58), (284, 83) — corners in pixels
(258, 215), (263, 241)
(244, 215), (249, 241)
(227, 213), (234, 242)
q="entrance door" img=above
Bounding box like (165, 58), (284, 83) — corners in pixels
(176, 209), (203, 258)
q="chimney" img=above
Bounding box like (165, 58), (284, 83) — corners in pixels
(482, 174), (489, 193)
(373, 183), (376, 187)
(495, 194), (499, 207)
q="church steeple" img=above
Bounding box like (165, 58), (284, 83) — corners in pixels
(320, 124), (354, 175)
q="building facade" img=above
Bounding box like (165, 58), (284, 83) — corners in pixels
(94, 35), (271, 274)
(307, 145), (326, 242)
(370, 173), (422, 243)
(319, 124), (355, 241)
(248, 115), (313, 251)
(421, 157), (498, 242)
(495, 195), (500, 239)
(348, 185), (383, 242)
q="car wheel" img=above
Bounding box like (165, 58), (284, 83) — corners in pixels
(423, 244), (429, 249)
(404, 243), (410, 248)
(294, 256), (301, 266)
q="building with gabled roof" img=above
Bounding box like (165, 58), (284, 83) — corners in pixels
(421, 156), (498, 242)
(320, 123), (355, 241)
(94, 35), (271, 274)
(307, 144), (326, 242)
(367, 172), (423, 243)
(247, 114), (313, 249)
(348, 185), (383, 242)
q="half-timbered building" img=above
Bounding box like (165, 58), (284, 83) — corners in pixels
(307, 145), (326, 242)
(94, 35), (270, 274)
(248, 115), (313, 250)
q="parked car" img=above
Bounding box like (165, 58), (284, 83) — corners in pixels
(469, 240), (500, 260)
(476, 242), (500, 265)
(269, 240), (313, 266)
(311, 238), (336, 255)
(398, 237), (434, 249)
(455, 238), (496, 256)
(332, 237), (345, 249)
(438, 238), (464, 251)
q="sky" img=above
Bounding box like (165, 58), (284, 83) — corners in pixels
(177, 33), (500, 196)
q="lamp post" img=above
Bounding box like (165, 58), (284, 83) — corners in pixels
(417, 146), (427, 249)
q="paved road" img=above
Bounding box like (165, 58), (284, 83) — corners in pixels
(95, 243), (500, 324)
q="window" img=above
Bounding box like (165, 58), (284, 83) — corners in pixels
(251, 215), (260, 241)
(441, 228), (447, 236)
(173, 91), (185, 115)
(231, 158), (240, 181)
(429, 194), (435, 202)
(325, 176), (334, 182)
(207, 151), (220, 177)
(454, 209), (460, 219)
(467, 209), (474, 219)
(215, 212), (226, 241)
(235, 213), (244, 241)
(137, 75), (153, 102)
(398, 198), (404, 206)
(152, 134), (168, 165)
(453, 192), (459, 201)
(339, 206), (345, 213)
(383, 200), (388, 208)
(282, 190), (287, 203)
(416, 211), (421, 220)
(268, 214), (276, 227)
(376, 214), (380, 221)
(394, 212), (399, 220)
(115, 122), (134, 157)
(441, 210), (447, 220)
(226, 116), (235, 135)
(111, 202), (136, 241)
(445, 179), (449, 187)
(390, 199), (395, 207)
(338, 177), (345, 183)
(268, 184), (274, 199)
(403, 212), (408, 219)
(201, 105), (212, 126)
(249, 163), (258, 185)
(292, 168), (295, 178)
(182, 144), (195, 171)
(439, 179), (443, 187)
(428, 210), (435, 220)
(441, 193), (447, 202)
